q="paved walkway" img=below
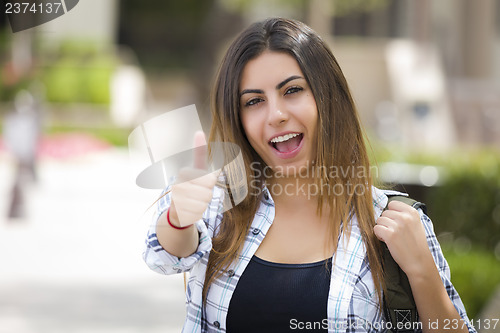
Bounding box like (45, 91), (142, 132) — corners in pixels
(0, 144), (185, 333)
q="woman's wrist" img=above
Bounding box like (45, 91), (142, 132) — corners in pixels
(167, 207), (193, 230)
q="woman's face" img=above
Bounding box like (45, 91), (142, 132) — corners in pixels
(239, 51), (318, 174)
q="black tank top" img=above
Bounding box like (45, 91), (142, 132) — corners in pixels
(226, 255), (332, 332)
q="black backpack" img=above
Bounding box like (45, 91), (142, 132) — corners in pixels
(382, 195), (427, 333)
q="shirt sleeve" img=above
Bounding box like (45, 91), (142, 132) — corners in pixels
(142, 185), (223, 275)
(420, 210), (477, 333)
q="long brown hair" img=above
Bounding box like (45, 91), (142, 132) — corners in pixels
(205, 17), (384, 305)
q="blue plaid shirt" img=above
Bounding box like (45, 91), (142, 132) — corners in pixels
(143, 186), (475, 333)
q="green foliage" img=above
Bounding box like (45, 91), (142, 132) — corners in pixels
(371, 143), (500, 318)
(368, 141), (450, 167)
(371, 142), (500, 251)
(442, 244), (500, 319)
(43, 58), (82, 104)
(428, 168), (500, 252)
(40, 41), (116, 105)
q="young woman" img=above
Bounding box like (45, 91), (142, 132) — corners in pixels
(143, 18), (475, 333)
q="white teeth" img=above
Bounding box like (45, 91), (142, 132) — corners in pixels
(270, 133), (300, 143)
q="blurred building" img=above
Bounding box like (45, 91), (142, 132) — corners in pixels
(3, 0), (499, 148)
(314, 0), (500, 150)
(115, 0), (500, 149)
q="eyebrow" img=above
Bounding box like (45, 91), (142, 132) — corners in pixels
(275, 75), (303, 90)
(240, 75), (304, 97)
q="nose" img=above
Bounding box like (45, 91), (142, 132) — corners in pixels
(267, 99), (288, 126)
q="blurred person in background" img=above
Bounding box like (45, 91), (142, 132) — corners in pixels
(2, 61), (43, 219)
(143, 18), (475, 333)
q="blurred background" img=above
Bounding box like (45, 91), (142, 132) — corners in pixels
(1, 0), (500, 332)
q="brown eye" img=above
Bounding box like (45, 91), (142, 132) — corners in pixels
(245, 97), (264, 107)
(285, 86), (303, 95)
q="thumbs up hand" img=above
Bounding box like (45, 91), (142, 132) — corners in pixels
(169, 131), (219, 228)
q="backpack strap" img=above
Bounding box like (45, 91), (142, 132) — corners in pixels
(385, 195), (427, 215)
(382, 195), (426, 332)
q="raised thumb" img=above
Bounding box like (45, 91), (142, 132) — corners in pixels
(193, 131), (207, 170)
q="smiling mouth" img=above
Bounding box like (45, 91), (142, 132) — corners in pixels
(269, 133), (304, 153)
